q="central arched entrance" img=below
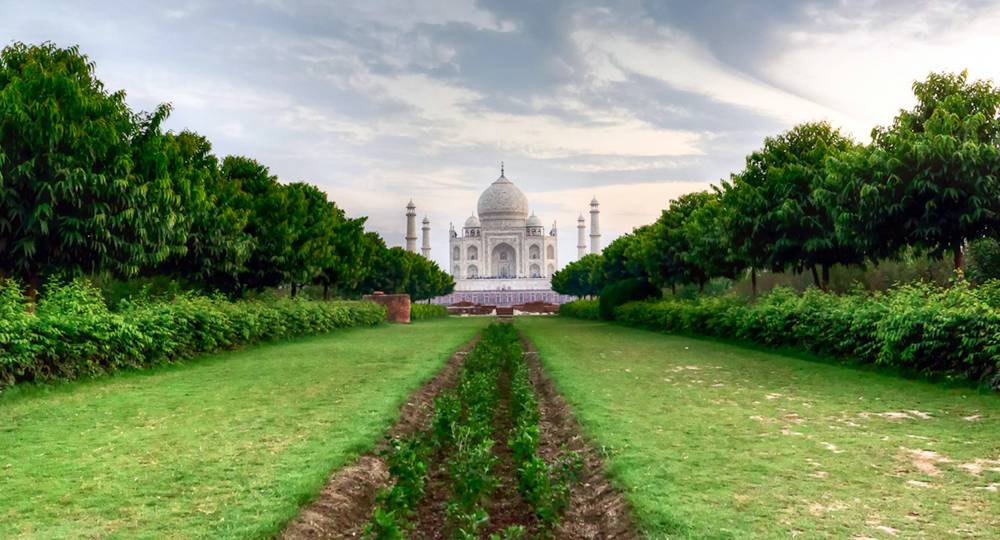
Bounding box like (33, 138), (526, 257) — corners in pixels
(491, 243), (516, 278)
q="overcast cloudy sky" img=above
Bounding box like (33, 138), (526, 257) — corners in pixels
(5, 0), (1000, 268)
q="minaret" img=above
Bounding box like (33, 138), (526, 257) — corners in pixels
(405, 200), (417, 253)
(577, 214), (586, 259)
(421, 216), (431, 258)
(590, 196), (601, 253)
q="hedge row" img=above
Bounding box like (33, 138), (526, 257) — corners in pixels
(557, 299), (599, 320)
(410, 303), (448, 321)
(0, 279), (386, 387)
(564, 281), (1000, 385)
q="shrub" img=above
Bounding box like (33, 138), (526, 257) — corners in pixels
(609, 280), (1000, 385)
(598, 278), (661, 320)
(410, 303), (448, 321)
(557, 300), (599, 320)
(0, 277), (386, 387)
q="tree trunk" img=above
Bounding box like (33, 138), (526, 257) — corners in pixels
(290, 283), (298, 298)
(671, 283), (676, 296)
(26, 272), (39, 312)
(750, 268), (758, 300)
(811, 265), (821, 289)
(954, 243), (965, 272)
(699, 280), (705, 293)
(323, 283), (329, 300)
(821, 264), (831, 291)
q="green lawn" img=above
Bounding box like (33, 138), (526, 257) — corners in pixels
(0, 317), (486, 539)
(517, 317), (1000, 539)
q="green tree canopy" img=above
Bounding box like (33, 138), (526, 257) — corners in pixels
(551, 253), (604, 298)
(722, 121), (859, 289)
(0, 42), (184, 296)
(828, 71), (1000, 269)
(158, 131), (253, 292)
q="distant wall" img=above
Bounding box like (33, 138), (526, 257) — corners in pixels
(362, 292), (411, 323)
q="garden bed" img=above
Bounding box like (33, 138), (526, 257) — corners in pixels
(281, 324), (638, 539)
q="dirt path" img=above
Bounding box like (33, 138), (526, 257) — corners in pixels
(279, 329), (640, 539)
(279, 337), (477, 540)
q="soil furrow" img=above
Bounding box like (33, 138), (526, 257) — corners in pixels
(521, 338), (641, 540)
(279, 337), (476, 540)
(280, 326), (640, 539)
(481, 370), (540, 537)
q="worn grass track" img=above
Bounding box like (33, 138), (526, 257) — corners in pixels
(0, 317), (487, 539)
(517, 317), (1000, 539)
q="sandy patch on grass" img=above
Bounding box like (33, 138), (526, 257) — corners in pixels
(765, 393), (782, 400)
(877, 411), (917, 420)
(906, 479), (933, 488)
(902, 448), (951, 476)
(783, 413), (805, 424)
(962, 414), (982, 422)
(808, 500), (847, 516)
(872, 524), (899, 536)
(958, 458), (1000, 476)
(821, 442), (844, 454)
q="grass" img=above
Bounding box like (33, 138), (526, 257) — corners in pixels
(517, 316), (1000, 539)
(0, 317), (487, 539)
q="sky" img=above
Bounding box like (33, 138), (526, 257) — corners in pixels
(4, 0), (1000, 270)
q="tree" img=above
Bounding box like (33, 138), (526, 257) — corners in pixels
(600, 230), (648, 284)
(222, 156), (289, 292)
(681, 190), (746, 289)
(721, 122), (860, 291)
(314, 215), (367, 299)
(281, 183), (338, 297)
(551, 254), (603, 298)
(0, 42), (184, 298)
(643, 192), (719, 292)
(828, 71), (1000, 271)
(158, 131), (253, 292)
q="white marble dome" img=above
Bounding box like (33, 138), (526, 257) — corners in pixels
(526, 212), (543, 227)
(464, 214), (481, 228)
(477, 174), (529, 221)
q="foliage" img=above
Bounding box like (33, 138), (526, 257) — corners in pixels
(721, 122), (860, 289)
(598, 278), (662, 321)
(551, 253), (604, 298)
(557, 299), (600, 320)
(410, 303), (448, 320)
(967, 237), (1000, 283)
(365, 323), (578, 537)
(827, 71), (1000, 269)
(0, 277), (385, 387)
(157, 131), (254, 291)
(0, 42), (185, 294)
(607, 281), (1000, 384)
(0, 40), (452, 303)
(506, 331), (581, 526)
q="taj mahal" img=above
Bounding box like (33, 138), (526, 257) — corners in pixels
(405, 165), (601, 306)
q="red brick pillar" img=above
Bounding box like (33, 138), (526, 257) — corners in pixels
(362, 292), (411, 323)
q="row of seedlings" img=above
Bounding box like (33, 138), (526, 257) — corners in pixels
(363, 323), (579, 539)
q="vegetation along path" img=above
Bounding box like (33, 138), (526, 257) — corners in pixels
(285, 321), (638, 539)
(0, 317), (487, 539)
(517, 316), (1000, 539)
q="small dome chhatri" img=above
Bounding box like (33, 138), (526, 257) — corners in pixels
(526, 212), (543, 227)
(464, 214), (481, 228)
(477, 164), (529, 221)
